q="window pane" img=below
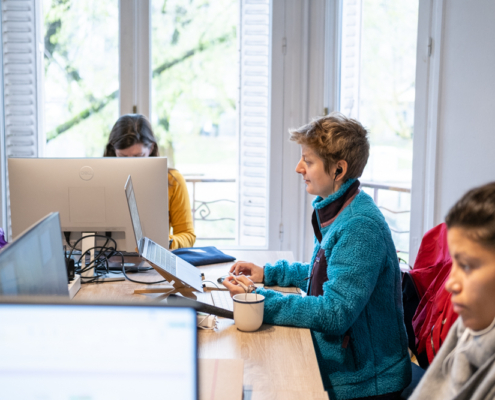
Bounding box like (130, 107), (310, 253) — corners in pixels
(43, 1), (119, 157)
(340, 0), (419, 258)
(151, 0), (239, 246)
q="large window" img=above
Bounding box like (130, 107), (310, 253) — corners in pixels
(150, 0), (239, 246)
(41, 0), (271, 248)
(340, 0), (419, 258)
(43, 1), (119, 157)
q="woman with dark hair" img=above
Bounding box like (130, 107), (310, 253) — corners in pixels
(410, 182), (495, 400)
(104, 114), (196, 249)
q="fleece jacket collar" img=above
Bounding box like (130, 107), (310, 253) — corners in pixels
(311, 179), (360, 243)
(312, 178), (357, 210)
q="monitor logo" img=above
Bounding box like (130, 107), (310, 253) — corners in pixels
(79, 166), (94, 181)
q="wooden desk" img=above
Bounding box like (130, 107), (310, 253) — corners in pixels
(75, 250), (328, 400)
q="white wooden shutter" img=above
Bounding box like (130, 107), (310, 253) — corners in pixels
(1, 0), (42, 238)
(238, 0), (270, 247)
(339, 0), (362, 119)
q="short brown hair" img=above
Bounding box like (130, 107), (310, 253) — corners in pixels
(446, 182), (495, 250)
(289, 112), (370, 180)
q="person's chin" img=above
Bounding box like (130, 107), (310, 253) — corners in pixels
(458, 312), (478, 330)
(305, 186), (316, 196)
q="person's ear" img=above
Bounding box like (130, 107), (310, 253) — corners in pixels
(334, 160), (348, 182)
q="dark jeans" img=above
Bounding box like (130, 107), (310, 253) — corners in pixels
(351, 391), (402, 400)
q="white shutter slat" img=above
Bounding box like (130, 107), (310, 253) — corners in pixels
(2, 0), (39, 158)
(1, 0), (40, 238)
(339, 0), (362, 119)
(238, 0), (270, 246)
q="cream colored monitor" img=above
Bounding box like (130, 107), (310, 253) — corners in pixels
(8, 158), (169, 252)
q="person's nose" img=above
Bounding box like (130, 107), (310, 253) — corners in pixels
(295, 158), (304, 174)
(445, 263), (462, 295)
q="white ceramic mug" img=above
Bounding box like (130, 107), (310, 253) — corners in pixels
(233, 293), (265, 332)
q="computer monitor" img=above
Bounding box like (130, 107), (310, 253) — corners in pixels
(0, 298), (198, 399)
(8, 157), (169, 252)
(0, 213), (68, 297)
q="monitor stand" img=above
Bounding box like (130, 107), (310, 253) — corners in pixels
(80, 233), (125, 282)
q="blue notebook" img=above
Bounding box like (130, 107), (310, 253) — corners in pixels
(171, 246), (236, 266)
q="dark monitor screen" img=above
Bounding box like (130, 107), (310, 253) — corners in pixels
(0, 213), (68, 297)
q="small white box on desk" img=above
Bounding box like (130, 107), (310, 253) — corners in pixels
(68, 274), (81, 299)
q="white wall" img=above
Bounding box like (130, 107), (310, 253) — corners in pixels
(410, 0), (495, 263)
(434, 1), (495, 223)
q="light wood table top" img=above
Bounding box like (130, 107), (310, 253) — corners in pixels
(75, 250), (327, 400)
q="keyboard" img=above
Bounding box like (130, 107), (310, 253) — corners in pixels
(146, 240), (177, 276)
(211, 290), (234, 312)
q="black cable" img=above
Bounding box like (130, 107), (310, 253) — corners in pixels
(68, 234), (118, 262)
(117, 250), (167, 284)
(66, 234), (152, 284)
(66, 234), (169, 285)
(202, 280), (221, 289)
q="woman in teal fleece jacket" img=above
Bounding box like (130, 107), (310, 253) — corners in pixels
(223, 113), (411, 400)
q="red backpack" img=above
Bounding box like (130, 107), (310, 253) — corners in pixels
(409, 223), (458, 364)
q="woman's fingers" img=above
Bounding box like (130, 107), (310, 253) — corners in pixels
(235, 275), (253, 286)
(234, 262), (252, 276)
(229, 261), (246, 273)
(222, 275), (237, 287)
(222, 275), (245, 298)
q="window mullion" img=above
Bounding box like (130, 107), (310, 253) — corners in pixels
(119, 0), (151, 118)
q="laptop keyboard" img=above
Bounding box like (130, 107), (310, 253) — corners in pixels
(147, 241), (176, 276)
(211, 290), (234, 312)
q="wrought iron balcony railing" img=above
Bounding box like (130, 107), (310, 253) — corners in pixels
(185, 177), (236, 241)
(185, 177), (412, 249)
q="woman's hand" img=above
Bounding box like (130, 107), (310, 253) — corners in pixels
(222, 275), (255, 298)
(229, 261), (264, 283)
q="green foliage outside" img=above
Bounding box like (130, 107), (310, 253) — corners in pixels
(43, 0), (239, 244)
(44, 0), (238, 167)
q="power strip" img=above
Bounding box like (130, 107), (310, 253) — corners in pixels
(68, 274), (81, 299)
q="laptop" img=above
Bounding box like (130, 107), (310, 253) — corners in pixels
(0, 297), (198, 399)
(124, 175), (204, 294)
(0, 213), (69, 297)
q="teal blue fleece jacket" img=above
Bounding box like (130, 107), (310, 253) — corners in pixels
(256, 179), (411, 400)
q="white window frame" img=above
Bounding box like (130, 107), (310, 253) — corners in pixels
(270, 0), (328, 260)
(119, 0), (151, 118)
(409, 0), (444, 264)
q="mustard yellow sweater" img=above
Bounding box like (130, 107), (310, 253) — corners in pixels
(168, 169), (196, 249)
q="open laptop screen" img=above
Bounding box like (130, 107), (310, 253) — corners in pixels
(125, 176), (144, 248)
(0, 213), (68, 297)
(0, 301), (198, 399)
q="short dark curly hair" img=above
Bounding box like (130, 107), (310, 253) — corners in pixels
(446, 182), (495, 250)
(289, 112), (370, 180)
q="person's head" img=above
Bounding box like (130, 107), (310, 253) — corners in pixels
(290, 112), (370, 198)
(445, 182), (495, 330)
(104, 114), (159, 157)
